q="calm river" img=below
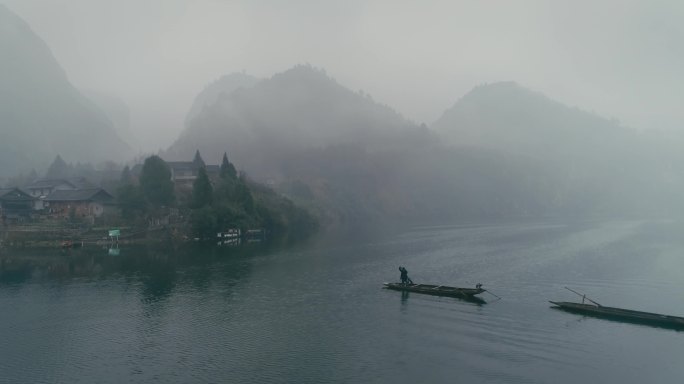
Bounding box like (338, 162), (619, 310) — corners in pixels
(1, 219), (684, 383)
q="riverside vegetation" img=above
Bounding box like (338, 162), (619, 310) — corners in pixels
(116, 153), (318, 243)
(0, 152), (318, 247)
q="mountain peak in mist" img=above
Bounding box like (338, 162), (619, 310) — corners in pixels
(269, 64), (336, 88)
(0, 5), (131, 178)
(456, 81), (571, 115)
(185, 72), (260, 127)
(166, 65), (427, 176)
(433, 81), (624, 158)
(0, 4), (68, 90)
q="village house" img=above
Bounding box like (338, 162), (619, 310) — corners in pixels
(130, 151), (223, 189)
(25, 177), (96, 210)
(43, 188), (114, 219)
(0, 187), (35, 223)
(166, 151), (219, 186)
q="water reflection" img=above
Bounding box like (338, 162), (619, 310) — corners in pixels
(3, 220), (684, 384)
(108, 245), (120, 256)
(0, 242), (268, 298)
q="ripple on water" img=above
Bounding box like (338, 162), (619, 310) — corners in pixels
(3, 220), (684, 383)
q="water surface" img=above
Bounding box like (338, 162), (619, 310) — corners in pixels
(1, 219), (684, 383)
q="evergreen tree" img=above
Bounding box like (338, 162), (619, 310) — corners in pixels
(117, 183), (146, 219)
(220, 152), (237, 179)
(235, 178), (255, 213)
(139, 155), (175, 207)
(193, 149), (205, 168)
(45, 155), (70, 179)
(191, 166), (213, 208)
(120, 165), (132, 184)
(190, 205), (218, 238)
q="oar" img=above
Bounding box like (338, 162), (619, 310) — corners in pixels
(564, 286), (602, 307)
(485, 290), (502, 300)
(466, 281), (502, 301)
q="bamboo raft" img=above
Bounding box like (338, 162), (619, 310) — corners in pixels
(551, 287), (684, 330)
(383, 283), (487, 303)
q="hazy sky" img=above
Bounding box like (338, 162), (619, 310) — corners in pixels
(4, 0), (683, 152)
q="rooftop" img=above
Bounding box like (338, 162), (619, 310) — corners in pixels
(44, 188), (113, 202)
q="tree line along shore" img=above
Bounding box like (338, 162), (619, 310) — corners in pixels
(0, 151), (318, 248)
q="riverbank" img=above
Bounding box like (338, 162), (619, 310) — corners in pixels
(0, 225), (179, 248)
(0, 223), (277, 249)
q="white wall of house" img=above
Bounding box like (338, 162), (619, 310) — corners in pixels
(33, 199), (45, 210)
(89, 202), (105, 217)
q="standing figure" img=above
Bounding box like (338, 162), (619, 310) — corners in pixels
(399, 266), (413, 285)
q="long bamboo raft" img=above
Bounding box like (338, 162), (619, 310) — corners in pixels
(383, 283), (486, 303)
(551, 288), (684, 330)
(550, 301), (684, 329)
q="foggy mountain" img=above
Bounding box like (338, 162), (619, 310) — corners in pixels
(164, 66), (558, 223)
(0, 5), (131, 178)
(165, 65), (440, 222)
(82, 90), (135, 149)
(433, 82), (684, 217)
(166, 67), (684, 224)
(167, 65), (427, 165)
(433, 81), (630, 160)
(185, 72), (260, 128)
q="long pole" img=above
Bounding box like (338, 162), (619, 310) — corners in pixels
(564, 286), (602, 307)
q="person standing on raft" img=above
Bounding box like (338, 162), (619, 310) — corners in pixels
(399, 266), (413, 285)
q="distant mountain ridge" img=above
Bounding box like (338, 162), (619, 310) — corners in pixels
(166, 65), (428, 170)
(185, 72), (260, 128)
(168, 70), (684, 224)
(165, 65), (443, 223)
(432, 81), (628, 159)
(0, 5), (131, 178)
(433, 81), (684, 216)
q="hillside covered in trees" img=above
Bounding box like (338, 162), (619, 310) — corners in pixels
(165, 66), (684, 225)
(117, 153), (317, 240)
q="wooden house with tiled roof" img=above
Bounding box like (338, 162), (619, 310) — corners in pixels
(44, 188), (114, 218)
(0, 187), (34, 222)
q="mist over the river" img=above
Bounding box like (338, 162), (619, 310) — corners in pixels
(2, 1), (684, 225)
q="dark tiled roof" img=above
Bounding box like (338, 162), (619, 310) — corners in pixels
(0, 188), (34, 201)
(26, 179), (77, 190)
(44, 188), (113, 202)
(67, 177), (97, 189)
(26, 177), (97, 190)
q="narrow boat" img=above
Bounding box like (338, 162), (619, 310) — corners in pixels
(383, 283), (486, 303)
(550, 301), (684, 330)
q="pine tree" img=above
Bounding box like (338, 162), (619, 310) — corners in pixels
(117, 183), (146, 219)
(220, 152), (237, 180)
(193, 150), (205, 168)
(235, 177), (254, 213)
(139, 155), (175, 207)
(45, 155), (70, 179)
(120, 165), (132, 184)
(191, 166), (213, 208)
